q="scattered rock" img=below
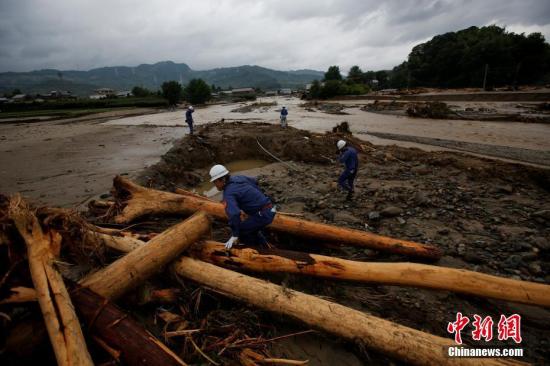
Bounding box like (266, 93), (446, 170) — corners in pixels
(528, 263), (543, 276)
(496, 185), (514, 194)
(437, 228), (450, 236)
(368, 211), (381, 221)
(531, 237), (550, 251)
(412, 191), (430, 206)
(504, 255), (522, 268)
(380, 206), (403, 217)
(334, 211), (362, 225)
(532, 209), (550, 221)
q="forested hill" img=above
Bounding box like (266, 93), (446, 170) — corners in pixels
(0, 61), (323, 96)
(389, 25), (550, 89)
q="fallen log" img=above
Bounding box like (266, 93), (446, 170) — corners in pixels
(190, 241), (550, 308)
(113, 176), (441, 260)
(83, 229), (145, 253)
(70, 285), (187, 366)
(8, 196), (94, 366)
(175, 188), (305, 217)
(81, 210), (210, 300)
(172, 257), (522, 366)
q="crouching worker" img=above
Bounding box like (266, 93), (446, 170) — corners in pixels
(336, 139), (359, 201)
(209, 164), (276, 249)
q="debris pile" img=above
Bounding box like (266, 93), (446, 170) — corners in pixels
(230, 102), (278, 113)
(143, 122), (366, 189)
(299, 101), (348, 114)
(406, 102), (453, 119)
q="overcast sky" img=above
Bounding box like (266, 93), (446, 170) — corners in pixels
(1, 0), (549, 73)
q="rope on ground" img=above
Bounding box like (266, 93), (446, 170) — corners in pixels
(255, 138), (317, 179)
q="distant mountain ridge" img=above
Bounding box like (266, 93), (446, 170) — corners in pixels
(0, 61), (324, 96)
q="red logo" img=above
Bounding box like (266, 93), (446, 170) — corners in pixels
(447, 313), (522, 344)
(497, 314), (522, 344)
(447, 312), (470, 344)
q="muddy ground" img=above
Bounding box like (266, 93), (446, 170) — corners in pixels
(3, 95), (550, 210)
(134, 122), (550, 364)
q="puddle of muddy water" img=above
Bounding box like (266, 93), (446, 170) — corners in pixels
(193, 159), (270, 197)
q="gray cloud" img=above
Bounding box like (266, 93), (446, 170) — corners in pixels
(0, 0), (549, 73)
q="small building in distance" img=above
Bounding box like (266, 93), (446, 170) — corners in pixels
(278, 88), (292, 95)
(231, 87), (256, 96)
(41, 90), (76, 100)
(90, 88), (116, 99)
(10, 94), (28, 102)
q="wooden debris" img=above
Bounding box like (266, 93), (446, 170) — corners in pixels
(189, 241), (550, 308)
(70, 284), (188, 366)
(172, 257), (524, 366)
(113, 176), (442, 260)
(8, 196), (94, 366)
(0, 286), (38, 304)
(81, 211), (210, 300)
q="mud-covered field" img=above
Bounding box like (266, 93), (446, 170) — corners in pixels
(138, 122), (550, 364)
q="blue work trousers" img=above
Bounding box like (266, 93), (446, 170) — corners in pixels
(338, 169), (357, 193)
(239, 208), (275, 245)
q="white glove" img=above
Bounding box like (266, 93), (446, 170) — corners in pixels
(225, 236), (238, 250)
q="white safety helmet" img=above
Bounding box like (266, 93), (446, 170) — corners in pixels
(337, 140), (346, 150)
(188, 106), (194, 110)
(209, 164), (229, 182)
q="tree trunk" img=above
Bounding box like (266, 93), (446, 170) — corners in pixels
(172, 257), (522, 366)
(80, 211), (210, 300)
(8, 196), (94, 366)
(70, 285), (187, 366)
(83, 230), (145, 253)
(190, 241), (550, 308)
(113, 176), (441, 260)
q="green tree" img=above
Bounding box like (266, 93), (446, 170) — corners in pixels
(161, 81), (183, 106)
(131, 86), (152, 97)
(347, 66), (364, 83)
(324, 66), (342, 81)
(363, 71), (376, 82)
(319, 80), (345, 98)
(388, 62), (410, 89)
(184, 78), (212, 104)
(375, 71), (389, 89)
(405, 25), (550, 88)
(309, 80), (321, 99)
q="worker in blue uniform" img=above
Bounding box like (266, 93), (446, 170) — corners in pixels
(209, 164), (276, 249)
(336, 140), (359, 201)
